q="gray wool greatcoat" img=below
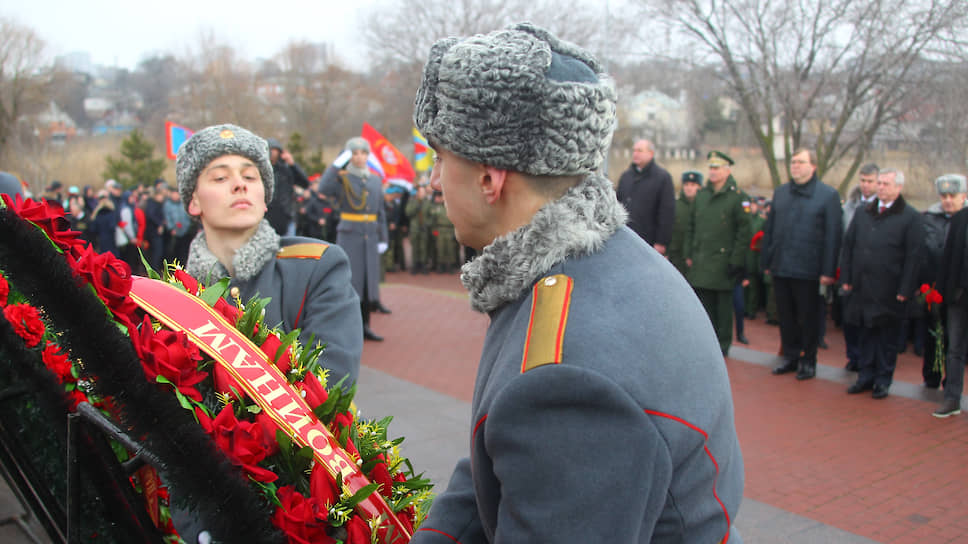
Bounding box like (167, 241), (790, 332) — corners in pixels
(412, 174), (744, 544)
(318, 164), (388, 304)
(186, 222), (363, 387)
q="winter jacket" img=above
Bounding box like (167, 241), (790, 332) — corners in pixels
(760, 174), (842, 280)
(616, 160), (676, 247)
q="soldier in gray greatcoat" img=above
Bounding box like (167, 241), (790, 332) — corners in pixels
(176, 124), (362, 388)
(411, 23), (744, 543)
(317, 138), (389, 341)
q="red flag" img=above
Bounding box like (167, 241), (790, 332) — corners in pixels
(361, 123), (416, 182)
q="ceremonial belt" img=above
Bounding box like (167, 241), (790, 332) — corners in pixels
(128, 277), (410, 543)
(340, 213), (378, 222)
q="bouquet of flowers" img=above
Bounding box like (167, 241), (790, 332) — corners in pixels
(0, 194), (432, 544)
(918, 283), (945, 375)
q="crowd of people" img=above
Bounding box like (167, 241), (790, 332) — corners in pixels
(618, 139), (967, 416)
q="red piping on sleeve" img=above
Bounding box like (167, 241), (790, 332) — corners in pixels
(644, 409), (732, 543)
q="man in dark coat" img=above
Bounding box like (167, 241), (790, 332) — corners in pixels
(616, 139), (675, 254)
(920, 174), (967, 389)
(318, 138), (389, 341)
(760, 148), (842, 380)
(932, 176), (968, 418)
(685, 150), (751, 356)
(177, 123), (362, 388)
(411, 23), (743, 543)
(265, 138), (310, 236)
(840, 163), (879, 372)
(840, 168), (922, 399)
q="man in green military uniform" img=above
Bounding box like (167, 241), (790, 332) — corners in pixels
(667, 170), (702, 276)
(745, 198), (767, 318)
(405, 182), (432, 274)
(685, 151), (751, 356)
(428, 190), (457, 273)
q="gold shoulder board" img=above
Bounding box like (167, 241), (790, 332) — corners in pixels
(277, 243), (329, 260)
(521, 274), (574, 373)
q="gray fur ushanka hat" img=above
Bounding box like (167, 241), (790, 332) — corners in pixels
(413, 22), (617, 177)
(175, 124), (275, 212)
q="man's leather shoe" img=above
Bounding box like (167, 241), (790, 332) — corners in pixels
(772, 359), (798, 375)
(818, 340), (829, 349)
(363, 326), (384, 342)
(375, 302), (392, 314)
(847, 381), (873, 394)
(736, 333), (749, 345)
(871, 385), (889, 399)
(845, 360), (858, 371)
(796, 364), (816, 380)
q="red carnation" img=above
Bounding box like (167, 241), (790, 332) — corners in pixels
(299, 371), (329, 409)
(926, 290), (943, 306)
(136, 316), (207, 402)
(69, 245), (138, 325)
(172, 269), (200, 295)
(749, 230), (764, 251)
(1, 194), (83, 252)
(0, 273), (9, 307)
(66, 389), (88, 410)
(369, 459), (394, 499)
(920, 283), (931, 295)
(345, 515), (371, 544)
(4, 303), (45, 347)
(272, 486), (335, 544)
(198, 405), (278, 483)
(309, 463), (340, 508)
(41, 341), (74, 383)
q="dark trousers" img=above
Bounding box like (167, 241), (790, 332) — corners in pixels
(774, 276), (821, 363)
(858, 319), (902, 388)
(695, 287), (733, 355)
(943, 304), (968, 401)
(841, 293), (861, 366)
(732, 282), (745, 337)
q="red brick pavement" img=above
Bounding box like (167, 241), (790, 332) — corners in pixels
(366, 271), (968, 544)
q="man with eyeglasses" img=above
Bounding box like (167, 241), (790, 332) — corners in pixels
(760, 148), (842, 381)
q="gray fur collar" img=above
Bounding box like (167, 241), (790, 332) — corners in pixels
(461, 173), (627, 314)
(186, 219), (280, 284)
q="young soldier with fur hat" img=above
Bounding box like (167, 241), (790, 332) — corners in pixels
(410, 23), (744, 543)
(177, 123), (362, 387)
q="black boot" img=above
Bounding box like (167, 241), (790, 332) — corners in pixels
(796, 360), (816, 380)
(361, 303), (383, 341)
(772, 357), (798, 375)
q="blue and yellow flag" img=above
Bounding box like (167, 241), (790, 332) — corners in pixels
(412, 127), (435, 172)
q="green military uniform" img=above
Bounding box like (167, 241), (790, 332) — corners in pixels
(405, 192), (432, 274)
(685, 152), (750, 355)
(427, 195), (456, 272)
(667, 170), (702, 276)
(744, 212), (766, 317)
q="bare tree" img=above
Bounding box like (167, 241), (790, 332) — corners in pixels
(172, 30), (267, 133)
(0, 17), (54, 162)
(642, 0), (968, 192)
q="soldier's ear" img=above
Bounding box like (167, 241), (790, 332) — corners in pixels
(187, 194), (203, 217)
(481, 166), (507, 205)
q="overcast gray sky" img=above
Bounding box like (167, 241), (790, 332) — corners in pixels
(3, 0), (378, 69)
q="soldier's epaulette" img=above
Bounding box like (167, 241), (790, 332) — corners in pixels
(521, 274), (574, 373)
(277, 243), (329, 260)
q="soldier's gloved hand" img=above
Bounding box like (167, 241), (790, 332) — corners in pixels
(377, 242), (389, 254)
(728, 264), (746, 281)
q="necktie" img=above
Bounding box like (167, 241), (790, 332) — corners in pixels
(879, 204), (886, 214)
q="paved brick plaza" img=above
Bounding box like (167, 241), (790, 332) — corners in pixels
(365, 270), (968, 544)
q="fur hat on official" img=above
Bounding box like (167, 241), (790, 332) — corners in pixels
(935, 174), (967, 195)
(413, 22), (617, 177)
(175, 124), (275, 213)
